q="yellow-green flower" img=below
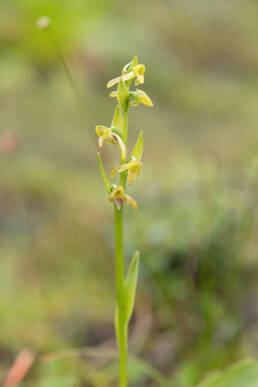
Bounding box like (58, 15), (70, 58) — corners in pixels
(111, 89), (153, 108)
(106, 60), (145, 89)
(111, 159), (142, 185)
(96, 126), (112, 147)
(108, 185), (138, 210)
(131, 89), (153, 107)
(95, 126), (126, 160)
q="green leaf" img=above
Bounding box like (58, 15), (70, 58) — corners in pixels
(117, 79), (129, 111)
(198, 359), (258, 387)
(97, 152), (111, 193)
(128, 355), (171, 387)
(111, 105), (123, 134)
(124, 251), (140, 325)
(131, 131), (143, 161)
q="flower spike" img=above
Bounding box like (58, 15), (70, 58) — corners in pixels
(95, 57), (152, 387)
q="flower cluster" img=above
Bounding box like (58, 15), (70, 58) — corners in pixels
(95, 56), (153, 210)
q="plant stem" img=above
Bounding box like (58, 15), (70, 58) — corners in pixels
(114, 205), (127, 387)
(115, 107), (129, 387)
(123, 109), (129, 145)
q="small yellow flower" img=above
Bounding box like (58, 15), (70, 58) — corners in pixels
(131, 89), (153, 107)
(95, 126), (126, 160)
(106, 60), (145, 89)
(111, 159), (142, 185)
(96, 126), (112, 148)
(108, 185), (138, 210)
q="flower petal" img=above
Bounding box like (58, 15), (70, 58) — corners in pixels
(127, 169), (139, 185)
(106, 76), (120, 88)
(98, 136), (104, 148)
(132, 89), (153, 107)
(110, 166), (120, 179)
(133, 65), (145, 85)
(110, 91), (117, 98)
(118, 164), (129, 173)
(125, 194), (138, 210)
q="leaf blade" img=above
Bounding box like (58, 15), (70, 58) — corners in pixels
(97, 152), (111, 193)
(131, 131), (143, 161)
(112, 105), (124, 135)
(117, 79), (129, 111)
(197, 359), (258, 387)
(124, 251), (140, 325)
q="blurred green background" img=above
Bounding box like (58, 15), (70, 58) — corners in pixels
(2, 0), (258, 386)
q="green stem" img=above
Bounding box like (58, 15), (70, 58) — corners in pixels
(114, 205), (127, 387)
(114, 107), (129, 387)
(120, 108), (129, 189)
(123, 109), (129, 146)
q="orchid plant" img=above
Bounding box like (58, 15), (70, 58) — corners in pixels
(95, 57), (153, 387)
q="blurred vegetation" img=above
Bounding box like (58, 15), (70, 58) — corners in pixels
(1, 0), (258, 385)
